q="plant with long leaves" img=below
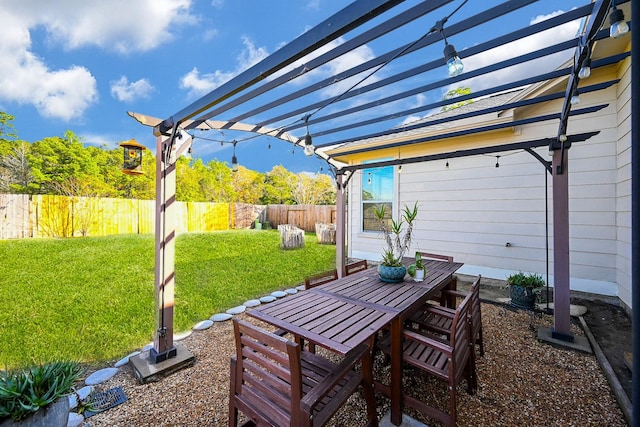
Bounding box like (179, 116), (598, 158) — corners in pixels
(0, 361), (82, 422)
(374, 202), (419, 267)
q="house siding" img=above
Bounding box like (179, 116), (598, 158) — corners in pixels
(348, 61), (631, 307)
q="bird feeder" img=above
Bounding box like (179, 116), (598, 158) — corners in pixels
(119, 139), (147, 175)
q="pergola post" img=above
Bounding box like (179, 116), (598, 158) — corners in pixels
(335, 172), (346, 278)
(151, 134), (177, 362)
(551, 146), (573, 340)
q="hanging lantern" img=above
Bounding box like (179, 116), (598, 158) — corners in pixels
(119, 139), (147, 175)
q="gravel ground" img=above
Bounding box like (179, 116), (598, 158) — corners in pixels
(85, 302), (627, 427)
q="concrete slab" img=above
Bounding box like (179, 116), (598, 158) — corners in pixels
(130, 343), (196, 384)
(379, 411), (428, 427)
(537, 327), (592, 354)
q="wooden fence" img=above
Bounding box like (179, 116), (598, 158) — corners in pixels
(265, 204), (336, 232)
(0, 195), (337, 239)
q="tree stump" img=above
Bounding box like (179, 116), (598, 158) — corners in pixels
(315, 223), (336, 245)
(278, 224), (305, 249)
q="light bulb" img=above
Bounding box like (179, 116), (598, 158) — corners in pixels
(609, 7), (629, 39)
(303, 132), (314, 157)
(231, 154), (238, 172)
(443, 43), (463, 77)
(578, 58), (591, 79)
(570, 90), (580, 105)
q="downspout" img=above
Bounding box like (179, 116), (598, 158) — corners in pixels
(631, 0), (639, 421)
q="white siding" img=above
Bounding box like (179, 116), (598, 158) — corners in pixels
(348, 62), (629, 303)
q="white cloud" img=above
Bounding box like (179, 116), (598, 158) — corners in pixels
(17, 0), (196, 54)
(110, 76), (155, 102)
(0, 0), (196, 121)
(179, 36), (269, 97)
(0, 11), (98, 121)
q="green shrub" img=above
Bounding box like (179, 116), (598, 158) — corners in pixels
(506, 271), (545, 289)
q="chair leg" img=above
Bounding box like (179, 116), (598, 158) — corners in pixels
(478, 328), (485, 356)
(448, 384), (457, 427)
(229, 358), (239, 427)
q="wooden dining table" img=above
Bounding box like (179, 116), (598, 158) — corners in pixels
(248, 259), (463, 426)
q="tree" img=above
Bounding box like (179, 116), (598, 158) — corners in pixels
(0, 141), (32, 193)
(233, 166), (265, 204)
(441, 87), (473, 112)
(261, 165), (296, 204)
(291, 172), (335, 205)
(28, 131), (102, 194)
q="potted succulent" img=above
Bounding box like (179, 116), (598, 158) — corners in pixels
(407, 252), (426, 282)
(373, 202), (418, 283)
(0, 361), (83, 427)
(506, 271), (545, 309)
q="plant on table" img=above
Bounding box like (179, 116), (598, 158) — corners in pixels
(407, 251), (427, 281)
(374, 202), (418, 282)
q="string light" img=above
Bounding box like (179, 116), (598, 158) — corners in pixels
(609, 1), (629, 39)
(495, 155), (500, 168)
(303, 115), (315, 156)
(570, 87), (580, 105)
(445, 160), (450, 169)
(231, 141), (238, 172)
(578, 57), (591, 79)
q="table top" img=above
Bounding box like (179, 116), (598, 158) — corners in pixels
(248, 259), (463, 356)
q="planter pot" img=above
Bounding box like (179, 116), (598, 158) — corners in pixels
(377, 265), (407, 283)
(413, 268), (425, 282)
(510, 285), (539, 309)
(0, 398), (69, 427)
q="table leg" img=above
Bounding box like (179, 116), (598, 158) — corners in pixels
(361, 337), (378, 427)
(390, 317), (403, 425)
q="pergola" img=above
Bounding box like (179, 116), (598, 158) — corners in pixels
(131, 0), (637, 421)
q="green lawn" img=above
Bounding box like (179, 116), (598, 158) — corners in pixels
(0, 230), (336, 369)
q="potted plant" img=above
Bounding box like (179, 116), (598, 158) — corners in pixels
(506, 271), (545, 309)
(373, 202), (418, 283)
(0, 361), (83, 427)
(407, 252), (426, 282)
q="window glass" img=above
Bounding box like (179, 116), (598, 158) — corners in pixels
(361, 165), (394, 232)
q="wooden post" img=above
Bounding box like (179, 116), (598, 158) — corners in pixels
(151, 134), (177, 362)
(335, 173), (346, 278)
(551, 147), (573, 341)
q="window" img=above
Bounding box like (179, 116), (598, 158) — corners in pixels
(361, 165), (394, 232)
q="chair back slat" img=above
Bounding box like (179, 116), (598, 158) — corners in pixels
(304, 269), (338, 289)
(344, 260), (368, 276)
(418, 252), (454, 263)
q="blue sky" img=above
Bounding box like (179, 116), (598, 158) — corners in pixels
(0, 0), (587, 173)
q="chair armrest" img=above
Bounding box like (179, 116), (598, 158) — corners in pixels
(423, 305), (455, 317)
(440, 289), (467, 299)
(300, 342), (369, 412)
(404, 328), (453, 356)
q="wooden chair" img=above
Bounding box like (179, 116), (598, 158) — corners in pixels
(343, 260), (368, 276)
(417, 252), (455, 306)
(408, 275), (484, 356)
(304, 269), (338, 290)
(418, 252), (454, 263)
(229, 318), (377, 427)
(377, 292), (476, 427)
